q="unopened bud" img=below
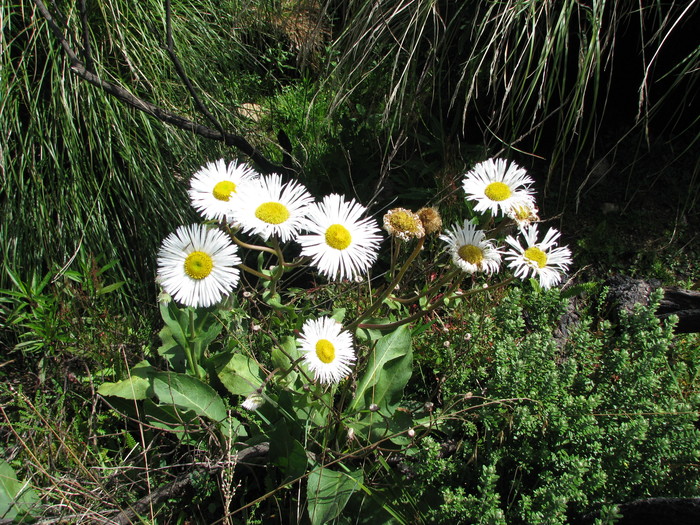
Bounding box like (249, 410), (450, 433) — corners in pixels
(407, 428), (416, 438)
(241, 392), (264, 411)
(369, 403), (380, 412)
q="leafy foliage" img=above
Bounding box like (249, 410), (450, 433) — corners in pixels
(401, 288), (700, 524)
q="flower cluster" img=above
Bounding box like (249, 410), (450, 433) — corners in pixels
(157, 159), (385, 387)
(155, 157), (573, 390)
(438, 158), (572, 288)
(158, 161), (383, 304)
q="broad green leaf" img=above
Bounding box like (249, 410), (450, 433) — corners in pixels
(97, 361), (154, 400)
(271, 336), (299, 386)
(0, 460), (38, 520)
(151, 372), (227, 422)
(217, 353), (265, 396)
(157, 324), (187, 372)
(331, 308), (346, 323)
(307, 466), (362, 525)
(348, 407), (413, 444)
(160, 301), (188, 348)
(354, 318), (391, 342)
(144, 398), (196, 434)
(348, 325), (412, 416)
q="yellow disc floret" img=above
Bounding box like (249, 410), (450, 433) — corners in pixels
(383, 208), (425, 240)
(212, 180), (237, 201)
(315, 339), (336, 364)
(457, 244), (484, 265)
(325, 224), (352, 250)
(255, 202), (290, 224)
(524, 246), (548, 268)
(184, 251), (214, 279)
(484, 181), (512, 202)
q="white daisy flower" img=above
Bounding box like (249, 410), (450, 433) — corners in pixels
(297, 194), (382, 280)
(157, 224), (241, 308)
(188, 159), (259, 222)
(462, 158), (535, 216)
(440, 220), (501, 274)
(232, 173), (314, 242)
(298, 317), (355, 384)
(504, 224), (573, 289)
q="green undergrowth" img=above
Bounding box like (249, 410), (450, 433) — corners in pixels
(2, 279), (699, 523)
(398, 286), (700, 524)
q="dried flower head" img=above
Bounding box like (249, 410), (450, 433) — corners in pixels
(417, 206), (443, 235)
(383, 208), (425, 241)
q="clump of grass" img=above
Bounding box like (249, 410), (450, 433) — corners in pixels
(324, 0), (699, 201)
(0, 0), (315, 304)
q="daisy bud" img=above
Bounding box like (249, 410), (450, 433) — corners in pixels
(241, 392), (264, 411)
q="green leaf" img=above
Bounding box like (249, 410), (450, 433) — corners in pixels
(97, 361), (154, 400)
(157, 324), (187, 372)
(160, 301), (188, 348)
(96, 281), (125, 295)
(307, 466), (362, 525)
(349, 325), (413, 416)
(0, 460), (39, 520)
(151, 372), (227, 422)
(217, 353), (265, 396)
(190, 309), (223, 362)
(331, 308), (346, 323)
(271, 336), (299, 386)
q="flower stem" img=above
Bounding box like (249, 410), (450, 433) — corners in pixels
(347, 237), (425, 331)
(357, 275), (516, 331)
(238, 263), (273, 280)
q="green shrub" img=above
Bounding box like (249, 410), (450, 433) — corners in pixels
(404, 287), (700, 524)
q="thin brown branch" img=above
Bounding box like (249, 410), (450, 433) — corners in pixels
(108, 443), (270, 525)
(32, 0), (291, 176)
(164, 0), (224, 135)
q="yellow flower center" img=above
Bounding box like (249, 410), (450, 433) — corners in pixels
(484, 181), (512, 202)
(212, 180), (236, 201)
(315, 339), (335, 364)
(255, 202), (290, 224)
(524, 246), (548, 268)
(512, 205), (530, 220)
(184, 251), (213, 279)
(457, 244), (484, 265)
(388, 211), (421, 233)
(325, 224), (352, 250)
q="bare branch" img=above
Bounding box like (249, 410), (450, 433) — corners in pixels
(32, 0), (291, 176)
(164, 0), (224, 135)
(108, 443), (270, 525)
